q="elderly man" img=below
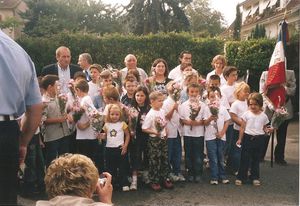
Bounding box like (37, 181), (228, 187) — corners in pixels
(41, 46), (81, 93)
(78, 53), (93, 81)
(0, 30), (43, 205)
(168, 51), (196, 82)
(259, 69), (296, 165)
(120, 54), (148, 83)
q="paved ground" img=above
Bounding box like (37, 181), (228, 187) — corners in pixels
(19, 120), (299, 206)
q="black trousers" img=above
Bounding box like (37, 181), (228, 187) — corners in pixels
(0, 121), (20, 205)
(260, 120), (290, 161)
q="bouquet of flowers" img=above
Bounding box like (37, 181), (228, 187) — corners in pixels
(107, 64), (122, 87)
(170, 82), (182, 102)
(145, 77), (156, 92)
(154, 116), (167, 138)
(189, 99), (201, 131)
(128, 107), (139, 137)
(208, 99), (220, 133)
(271, 106), (288, 129)
(84, 103), (104, 137)
(56, 81), (68, 114)
(71, 100), (85, 123)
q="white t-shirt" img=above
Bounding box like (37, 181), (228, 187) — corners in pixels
(162, 96), (181, 138)
(178, 99), (206, 137)
(206, 70), (226, 86)
(242, 111), (269, 135)
(104, 121), (128, 148)
(76, 95), (97, 140)
(169, 65), (197, 82)
(204, 105), (231, 141)
(220, 83), (237, 105)
(88, 81), (100, 103)
(229, 99), (248, 130)
(142, 108), (167, 138)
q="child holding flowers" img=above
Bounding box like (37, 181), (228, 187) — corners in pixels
(41, 75), (71, 167)
(178, 83), (205, 183)
(101, 104), (131, 192)
(74, 80), (99, 164)
(129, 86), (151, 190)
(235, 93), (273, 186)
(203, 87), (230, 185)
(142, 91), (173, 191)
(163, 81), (185, 182)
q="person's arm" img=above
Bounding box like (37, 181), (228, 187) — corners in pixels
(216, 120), (230, 139)
(285, 70), (296, 97)
(19, 103), (43, 164)
(76, 120), (90, 130)
(96, 172), (113, 205)
(142, 128), (159, 137)
(236, 120), (246, 146)
(121, 127), (130, 155)
(230, 112), (243, 127)
(44, 114), (67, 124)
(203, 115), (217, 126)
(165, 102), (178, 120)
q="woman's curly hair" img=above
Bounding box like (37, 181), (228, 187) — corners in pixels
(44, 154), (99, 199)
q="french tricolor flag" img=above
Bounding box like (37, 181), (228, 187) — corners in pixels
(266, 20), (289, 108)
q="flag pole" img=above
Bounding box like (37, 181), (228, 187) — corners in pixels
(270, 130), (275, 168)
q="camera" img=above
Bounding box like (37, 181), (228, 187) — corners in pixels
(98, 177), (107, 186)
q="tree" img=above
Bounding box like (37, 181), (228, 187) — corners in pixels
(233, 3), (241, 40)
(185, 0), (225, 37)
(20, 0), (123, 36)
(0, 17), (21, 30)
(123, 0), (192, 35)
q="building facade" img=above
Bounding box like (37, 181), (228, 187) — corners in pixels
(239, 0), (300, 39)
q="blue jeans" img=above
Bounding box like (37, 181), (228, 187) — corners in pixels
(206, 139), (226, 180)
(184, 136), (204, 176)
(228, 129), (242, 172)
(167, 134), (182, 175)
(45, 135), (70, 167)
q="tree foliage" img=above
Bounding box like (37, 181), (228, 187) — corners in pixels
(233, 4), (241, 40)
(185, 0), (225, 37)
(123, 0), (192, 35)
(0, 17), (22, 30)
(20, 0), (123, 36)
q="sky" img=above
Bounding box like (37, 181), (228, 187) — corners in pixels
(102, 0), (244, 26)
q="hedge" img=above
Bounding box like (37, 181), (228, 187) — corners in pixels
(17, 32), (224, 76)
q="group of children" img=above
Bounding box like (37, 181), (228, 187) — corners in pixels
(21, 54), (273, 195)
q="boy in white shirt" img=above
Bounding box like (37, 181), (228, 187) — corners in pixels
(75, 80), (99, 164)
(203, 87), (230, 185)
(142, 91), (173, 191)
(162, 81), (185, 182)
(88, 64), (102, 103)
(178, 83), (205, 183)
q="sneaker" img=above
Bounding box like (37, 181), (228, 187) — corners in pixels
(122, 186), (130, 192)
(150, 183), (162, 191)
(235, 179), (242, 186)
(210, 180), (218, 185)
(222, 179), (230, 184)
(130, 182), (137, 190)
(253, 180), (261, 186)
(170, 173), (180, 182)
(163, 179), (174, 189)
(177, 173), (186, 182)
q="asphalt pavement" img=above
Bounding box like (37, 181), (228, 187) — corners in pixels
(19, 120), (299, 206)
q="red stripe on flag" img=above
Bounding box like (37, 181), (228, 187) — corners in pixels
(266, 86), (286, 107)
(266, 61), (286, 86)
